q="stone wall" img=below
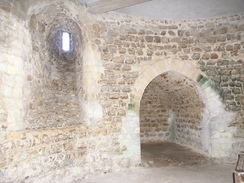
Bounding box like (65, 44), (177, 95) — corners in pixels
(92, 11), (243, 161)
(1, 126), (87, 182)
(169, 72), (204, 149)
(0, 1), (89, 182)
(140, 78), (171, 143)
(0, 1), (27, 134)
(25, 2), (83, 129)
(94, 12), (242, 148)
(0, 0), (243, 181)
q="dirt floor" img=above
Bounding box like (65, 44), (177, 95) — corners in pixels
(79, 164), (235, 183)
(140, 142), (214, 167)
(79, 142), (235, 183)
(27, 142), (235, 183)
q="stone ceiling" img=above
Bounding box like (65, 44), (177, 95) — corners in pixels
(78, 0), (244, 20)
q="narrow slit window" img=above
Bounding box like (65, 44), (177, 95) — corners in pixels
(62, 32), (70, 51)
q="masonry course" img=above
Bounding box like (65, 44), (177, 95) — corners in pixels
(0, 0), (243, 182)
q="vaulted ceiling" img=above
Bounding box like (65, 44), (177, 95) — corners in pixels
(78, 0), (244, 19)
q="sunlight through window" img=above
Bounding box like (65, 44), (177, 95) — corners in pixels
(62, 32), (70, 51)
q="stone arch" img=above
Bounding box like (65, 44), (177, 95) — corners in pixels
(120, 59), (205, 165)
(120, 58), (236, 165)
(139, 71), (205, 147)
(132, 59), (205, 111)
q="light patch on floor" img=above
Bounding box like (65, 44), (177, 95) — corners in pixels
(78, 142), (235, 183)
(79, 164), (235, 183)
(141, 142), (214, 167)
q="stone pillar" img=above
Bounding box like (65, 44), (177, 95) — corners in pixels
(0, 8), (29, 132)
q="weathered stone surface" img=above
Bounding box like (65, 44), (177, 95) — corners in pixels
(214, 27), (228, 35)
(127, 28), (137, 34)
(154, 36), (161, 43)
(192, 53), (200, 60)
(202, 53), (210, 60)
(140, 72), (204, 147)
(168, 30), (176, 36)
(210, 53), (219, 59)
(145, 36), (153, 42)
(0, 2), (243, 182)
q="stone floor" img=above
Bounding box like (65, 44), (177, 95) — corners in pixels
(26, 142), (236, 183)
(80, 164), (235, 183)
(80, 142), (235, 183)
(140, 142), (214, 167)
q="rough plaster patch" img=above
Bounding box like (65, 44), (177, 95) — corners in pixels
(201, 82), (237, 158)
(119, 110), (141, 165)
(83, 101), (103, 125)
(168, 110), (176, 142)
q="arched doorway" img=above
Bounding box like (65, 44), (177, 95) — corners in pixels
(140, 71), (204, 147)
(120, 60), (207, 165)
(120, 59), (236, 166)
(139, 71), (211, 166)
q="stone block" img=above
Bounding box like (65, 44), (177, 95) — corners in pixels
(202, 53), (210, 60)
(128, 48), (135, 55)
(226, 45), (234, 51)
(125, 57), (135, 64)
(214, 27), (228, 35)
(93, 24), (101, 32)
(138, 30), (145, 35)
(145, 36), (153, 42)
(237, 24), (244, 31)
(127, 28), (137, 34)
(210, 53), (219, 59)
(1, 84), (12, 97)
(108, 45), (117, 53)
(119, 47), (126, 54)
(154, 36), (161, 43)
(122, 65), (131, 71)
(101, 53), (113, 61)
(217, 60), (229, 66)
(7, 65), (23, 75)
(161, 30), (166, 35)
(207, 37), (217, 43)
(168, 30), (176, 36)
(216, 36), (226, 42)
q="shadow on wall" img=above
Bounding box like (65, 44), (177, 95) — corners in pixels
(168, 109), (175, 142)
(0, 2), (88, 182)
(26, 3), (83, 129)
(139, 71), (205, 150)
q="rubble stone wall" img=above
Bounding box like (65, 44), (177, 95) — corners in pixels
(0, 0), (243, 181)
(139, 71), (205, 149)
(0, 1), (89, 181)
(140, 80), (170, 143)
(92, 12), (243, 160)
(25, 2), (83, 129)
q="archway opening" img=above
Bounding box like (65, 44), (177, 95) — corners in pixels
(139, 71), (212, 167)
